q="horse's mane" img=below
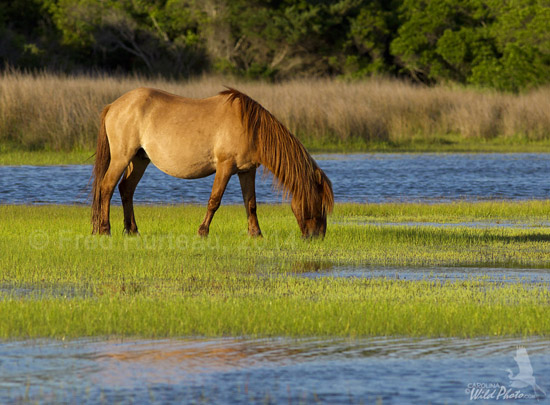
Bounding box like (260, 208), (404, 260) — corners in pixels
(221, 88), (333, 215)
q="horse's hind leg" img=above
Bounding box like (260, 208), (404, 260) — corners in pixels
(98, 156), (133, 235)
(119, 151), (150, 235)
(238, 168), (262, 237)
(198, 160), (235, 237)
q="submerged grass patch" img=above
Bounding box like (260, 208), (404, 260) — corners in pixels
(1, 202), (550, 339)
(3, 280), (550, 339)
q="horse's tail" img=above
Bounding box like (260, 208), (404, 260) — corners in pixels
(91, 105), (111, 234)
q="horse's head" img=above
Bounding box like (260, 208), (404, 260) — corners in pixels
(291, 168), (334, 239)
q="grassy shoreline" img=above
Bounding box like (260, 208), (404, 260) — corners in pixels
(2, 202), (550, 339)
(0, 149), (95, 166)
(2, 138), (550, 166)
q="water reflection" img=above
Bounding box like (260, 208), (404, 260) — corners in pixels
(300, 265), (550, 284)
(337, 219), (550, 229)
(0, 337), (548, 404)
(2, 153), (550, 204)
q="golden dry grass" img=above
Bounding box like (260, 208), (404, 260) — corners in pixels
(1, 70), (550, 152)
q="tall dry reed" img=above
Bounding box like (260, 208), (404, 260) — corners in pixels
(1, 70), (549, 151)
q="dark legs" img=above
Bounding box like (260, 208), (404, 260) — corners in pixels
(238, 168), (262, 237)
(98, 155), (259, 238)
(95, 149), (146, 236)
(198, 160), (234, 237)
(118, 153), (150, 235)
(96, 159), (130, 235)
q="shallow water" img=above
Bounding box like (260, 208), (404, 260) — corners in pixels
(1, 337), (548, 404)
(2, 153), (550, 204)
(337, 220), (550, 229)
(0, 282), (93, 299)
(299, 265), (550, 284)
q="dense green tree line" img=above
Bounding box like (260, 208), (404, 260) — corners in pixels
(1, 0), (549, 90)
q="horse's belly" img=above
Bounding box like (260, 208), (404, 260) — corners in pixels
(143, 147), (216, 179)
(152, 159), (216, 179)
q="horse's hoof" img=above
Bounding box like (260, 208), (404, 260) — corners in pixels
(249, 229), (263, 238)
(123, 229), (140, 236)
(198, 225), (209, 237)
(96, 227), (111, 236)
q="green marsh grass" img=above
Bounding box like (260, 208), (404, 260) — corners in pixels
(0, 149), (94, 166)
(2, 202), (550, 339)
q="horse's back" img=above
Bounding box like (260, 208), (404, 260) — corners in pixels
(104, 88), (253, 179)
(109, 87), (222, 120)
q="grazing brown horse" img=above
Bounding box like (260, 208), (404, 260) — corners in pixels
(91, 87), (334, 238)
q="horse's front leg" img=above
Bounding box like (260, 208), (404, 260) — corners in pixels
(198, 160), (234, 237)
(238, 168), (262, 237)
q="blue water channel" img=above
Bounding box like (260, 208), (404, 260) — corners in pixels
(1, 153), (550, 204)
(1, 337), (548, 404)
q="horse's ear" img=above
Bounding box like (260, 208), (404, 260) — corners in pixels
(315, 169), (323, 185)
